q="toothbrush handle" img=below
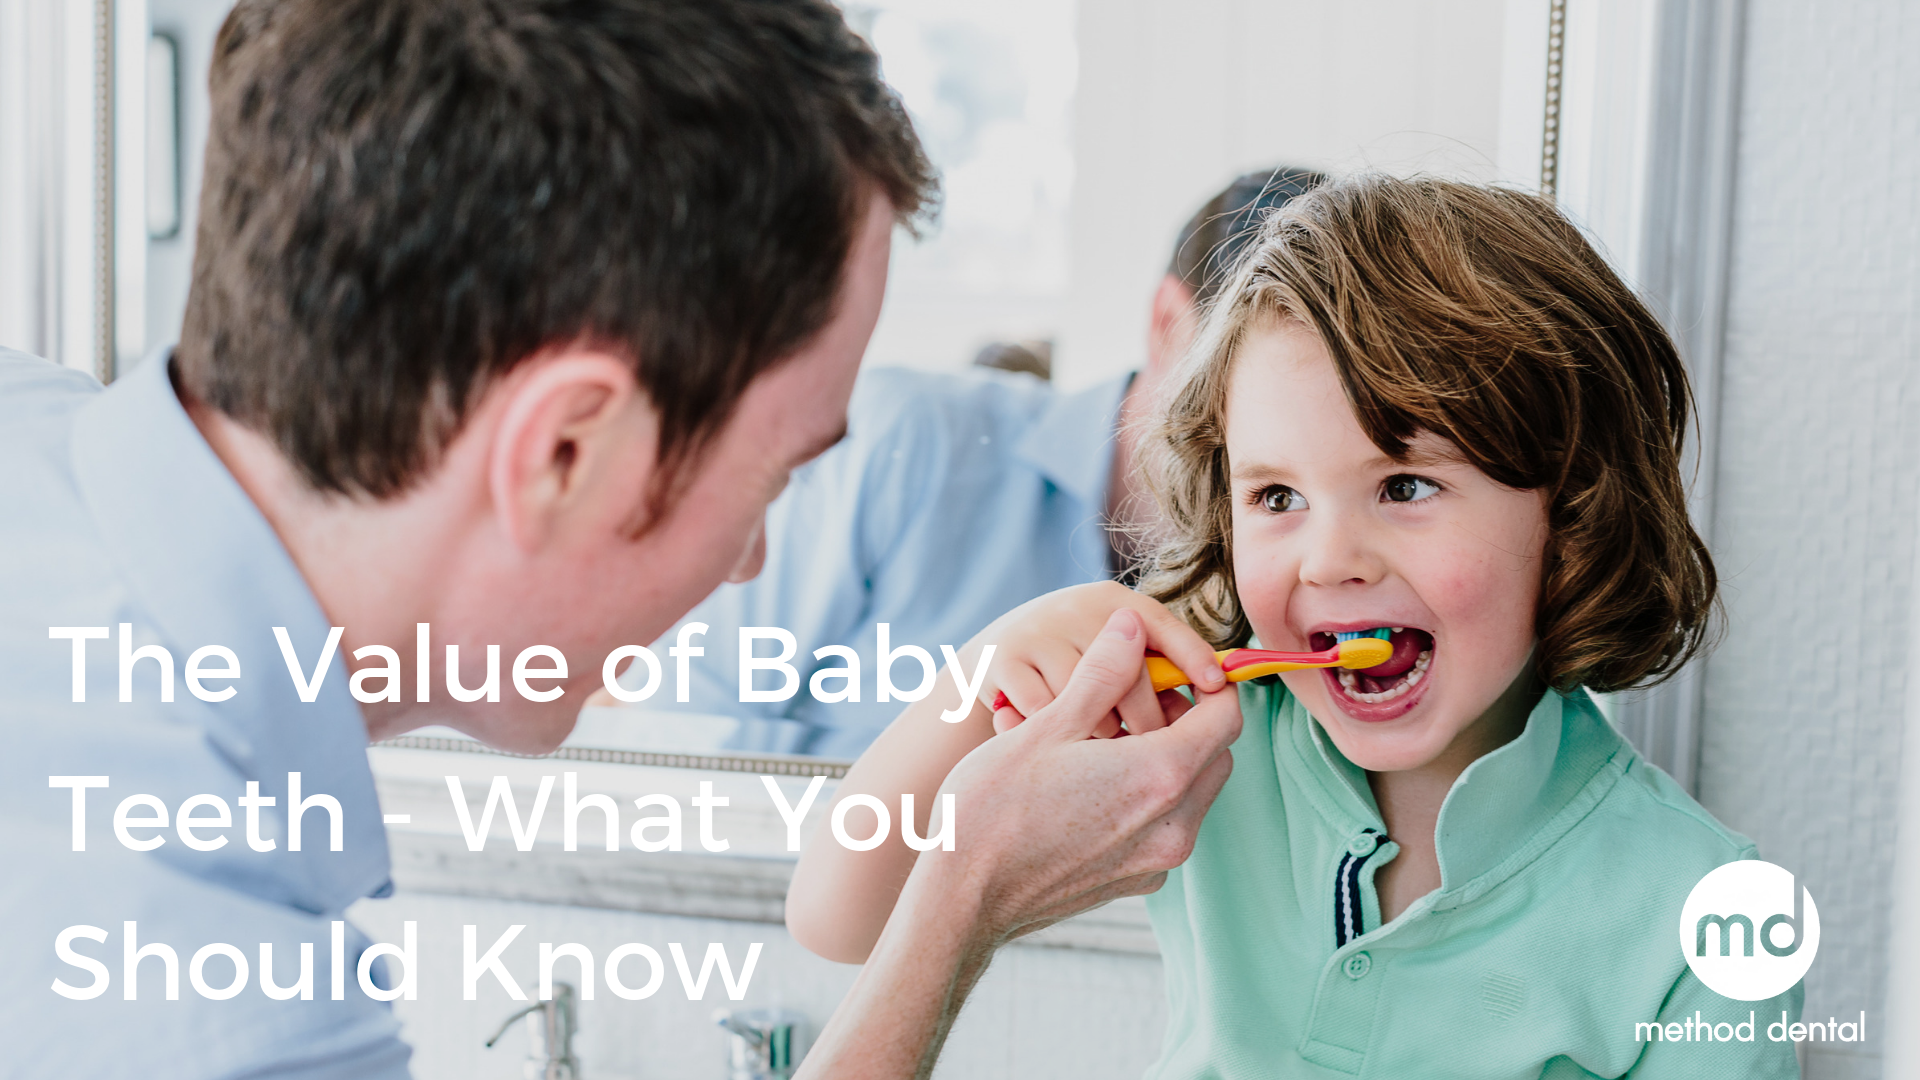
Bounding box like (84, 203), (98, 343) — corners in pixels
(1147, 650), (1337, 692)
(1145, 655), (1208, 693)
(990, 646), (1364, 717)
(987, 656), (1203, 715)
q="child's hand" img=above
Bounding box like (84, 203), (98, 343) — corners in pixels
(965, 581), (1227, 738)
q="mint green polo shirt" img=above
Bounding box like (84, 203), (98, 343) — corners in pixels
(1144, 681), (1803, 1079)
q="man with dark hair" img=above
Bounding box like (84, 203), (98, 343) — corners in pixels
(179, 0), (935, 509)
(629, 167), (1324, 756)
(1, 2), (1240, 1075)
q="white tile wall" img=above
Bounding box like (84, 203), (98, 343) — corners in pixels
(349, 892), (1167, 1080)
(1698, 2), (1920, 1078)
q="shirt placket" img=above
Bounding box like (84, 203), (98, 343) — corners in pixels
(1332, 827), (1386, 947)
(1301, 826), (1406, 1076)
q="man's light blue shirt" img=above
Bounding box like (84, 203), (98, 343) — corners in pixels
(0, 349), (410, 1077)
(644, 366), (1129, 758)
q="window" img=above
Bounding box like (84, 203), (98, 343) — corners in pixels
(848, 0), (1076, 372)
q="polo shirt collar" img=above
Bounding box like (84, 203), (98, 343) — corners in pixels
(1013, 372), (1132, 508)
(1281, 685), (1622, 896)
(68, 349), (390, 912)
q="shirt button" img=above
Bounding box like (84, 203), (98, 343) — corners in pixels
(1347, 833), (1378, 857)
(1343, 952), (1372, 980)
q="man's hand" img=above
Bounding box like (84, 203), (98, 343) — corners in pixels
(962, 580), (1228, 737)
(937, 606), (1240, 940)
(797, 608), (1242, 1079)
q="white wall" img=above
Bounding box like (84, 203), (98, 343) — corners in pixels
(1056, 0), (1511, 389)
(1697, 2), (1920, 1078)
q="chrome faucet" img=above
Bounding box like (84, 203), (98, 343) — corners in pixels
(486, 982), (581, 1080)
(714, 1008), (804, 1080)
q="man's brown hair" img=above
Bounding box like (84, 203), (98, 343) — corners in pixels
(1167, 166), (1326, 308)
(177, 0), (935, 509)
(1141, 173), (1715, 693)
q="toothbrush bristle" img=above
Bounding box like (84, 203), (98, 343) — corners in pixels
(1333, 628), (1394, 642)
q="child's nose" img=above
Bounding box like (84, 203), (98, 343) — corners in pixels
(1296, 512), (1386, 588)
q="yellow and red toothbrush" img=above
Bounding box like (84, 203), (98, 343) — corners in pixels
(988, 633), (1394, 715)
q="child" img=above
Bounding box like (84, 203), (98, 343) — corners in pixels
(786, 174), (1801, 1078)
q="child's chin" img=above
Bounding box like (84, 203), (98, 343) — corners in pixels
(1332, 729), (1450, 773)
(1313, 713), (1452, 774)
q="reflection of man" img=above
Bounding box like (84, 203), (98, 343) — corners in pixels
(639, 168), (1323, 757)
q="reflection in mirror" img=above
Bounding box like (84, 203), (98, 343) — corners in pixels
(145, 0), (234, 365)
(850, 0), (1076, 372)
(144, 33), (180, 241)
(107, 0), (1522, 771)
(598, 0), (1518, 763)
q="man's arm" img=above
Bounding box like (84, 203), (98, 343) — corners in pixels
(799, 853), (1000, 1078)
(795, 609), (1242, 1078)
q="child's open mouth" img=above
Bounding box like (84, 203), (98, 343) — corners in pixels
(1310, 627), (1436, 710)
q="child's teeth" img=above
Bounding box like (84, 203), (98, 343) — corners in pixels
(1391, 627), (1403, 633)
(1335, 649), (1432, 704)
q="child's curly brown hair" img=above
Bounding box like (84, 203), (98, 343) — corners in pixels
(1138, 172), (1717, 693)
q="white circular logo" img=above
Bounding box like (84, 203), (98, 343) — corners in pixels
(1678, 860), (1818, 1001)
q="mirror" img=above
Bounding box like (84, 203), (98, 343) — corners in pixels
(109, 0), (1554, 767)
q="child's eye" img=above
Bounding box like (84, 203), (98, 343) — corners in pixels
(1383, 475), (1442, 503)
(1257, 485), (1308, 513)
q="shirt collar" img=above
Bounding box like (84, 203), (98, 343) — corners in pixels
(68, 349), (390, 911)
(1280, 684), (1626, 895)
(1013, 372), (1133, 507)
(1430, 689), (1623, 890)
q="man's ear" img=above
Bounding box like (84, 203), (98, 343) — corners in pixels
(1146, 274), (1199, 375)
(487, 349), (653, 553)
